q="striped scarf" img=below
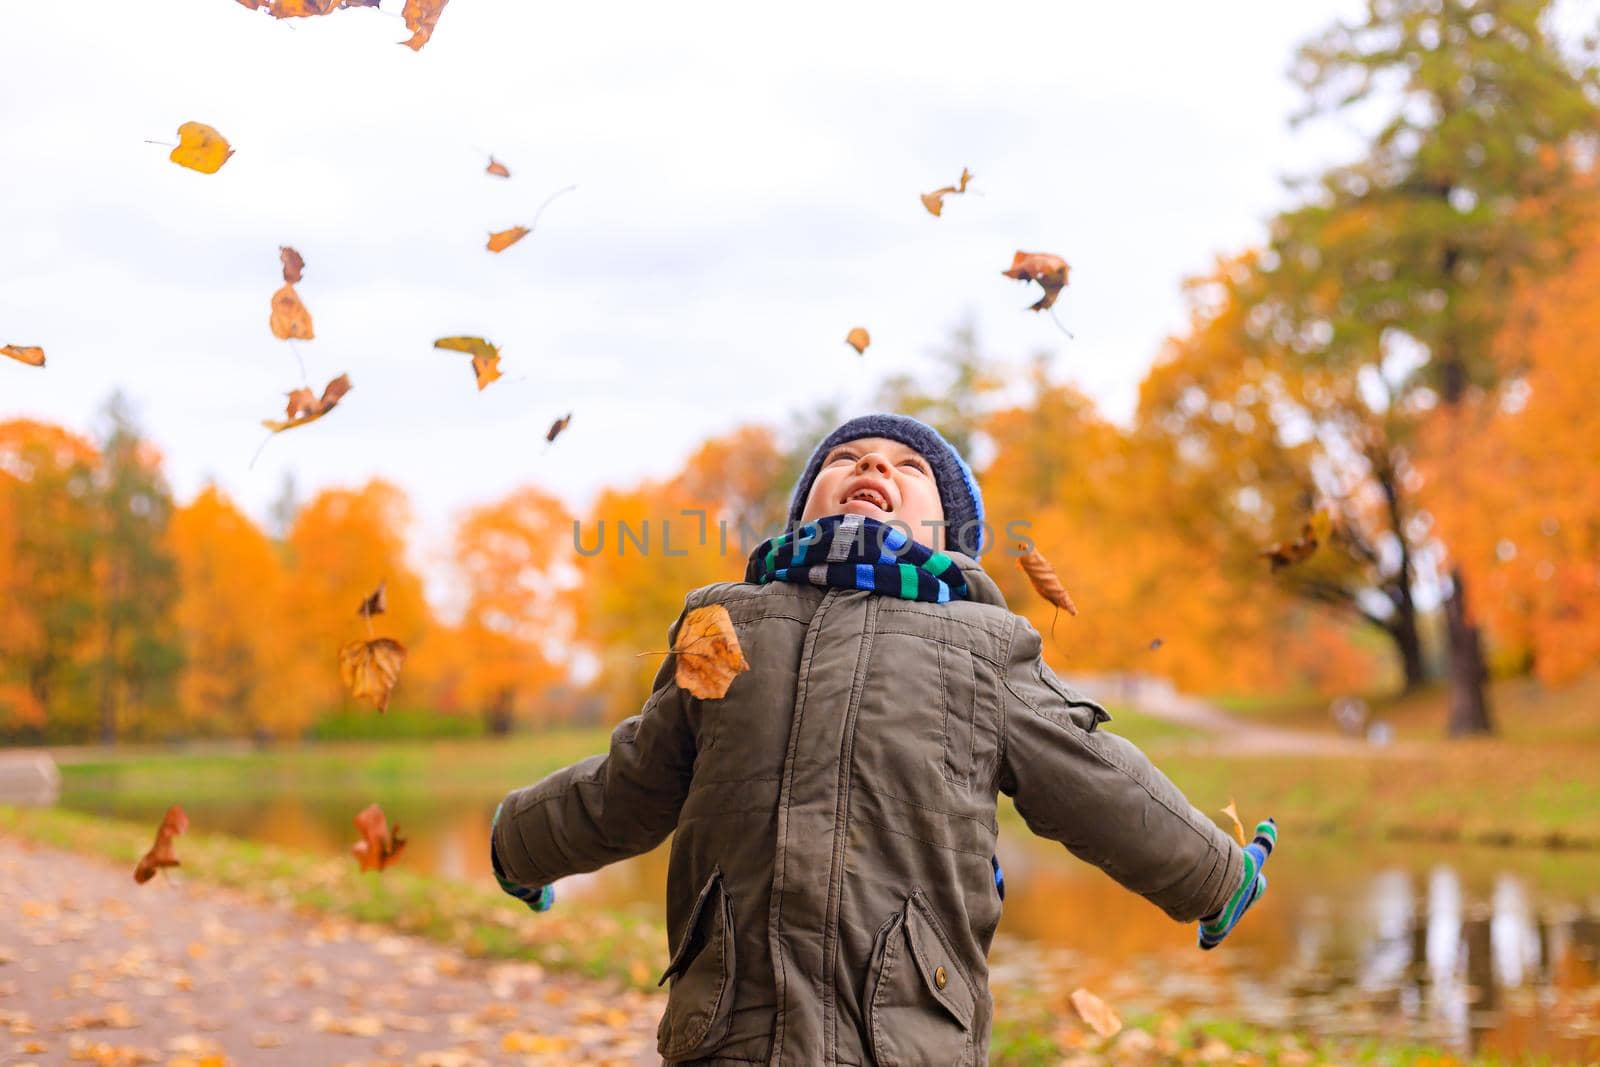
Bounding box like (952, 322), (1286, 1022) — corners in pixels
(745, 514), (969, 604)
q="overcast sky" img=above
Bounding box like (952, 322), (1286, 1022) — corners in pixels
(2, 0), (1371, 553)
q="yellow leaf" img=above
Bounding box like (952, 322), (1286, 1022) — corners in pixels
(169, 122), (234, 175)
(673, 604), (749, 700)
(1220, 797), (1247, 847)
(2, 344), (46, 367)
(486, 226), (529, 253)
(338, 637), (407, 712)
(1069, 987), (1122, 1040)
(845, 327), (871, 355)
(433, 336), (503, 390)
(269, 285), (314, 341)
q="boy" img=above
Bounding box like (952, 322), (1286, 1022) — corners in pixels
(491, 413), (1276, 1066)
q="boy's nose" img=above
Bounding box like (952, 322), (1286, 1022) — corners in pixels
(855, 453), (892, 475)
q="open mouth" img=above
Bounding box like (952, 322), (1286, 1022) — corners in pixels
(843, 486), (892, 512)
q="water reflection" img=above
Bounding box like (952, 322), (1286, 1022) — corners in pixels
(57, 783), (1600, 1060)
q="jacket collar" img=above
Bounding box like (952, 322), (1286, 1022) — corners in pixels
(943, 550), (1010, 610)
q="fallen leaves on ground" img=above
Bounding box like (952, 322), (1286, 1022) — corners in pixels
(433, 336), (502, 390)
(672, 604), (749, 700)
(920, 166), (973, 216)
(486, 156), (511, 178)
(351, 803), (407, 871)
(268, 285), (313, 341)
(1002, 251), (1070, 311)
(262, 374), (351, 433)
(1069, 987), (1123, 1040)
(339, 638), (407, 712)
(545, 412), (572, 444)
(845, 327), (871, 355)
(3, 345), (45, 367)
(133, 806), (187, 885)
(168, 123), (233, 175)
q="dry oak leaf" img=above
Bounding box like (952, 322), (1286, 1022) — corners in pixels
(263, 374), (351, 433)
(1002, 251), (1071, 311)
(1220, 797), (1247, 847)
(269, 284), (314, 340)
(280, 245), (305, 285)
(673, 604), (749, 700)
(845, 327), (871, 355)
(3, 345), (45, 367)
(433, 336), (502, 390)
(486, 226), (529, 253)
(920, 166), (973, 216)
(169, 122), (234, 174)
(1069, 987), (1123, 1040)
(351, 802), (407, 872)
(546, 412), (572, 443)
(400, 0), (450, 50)
(486, 156), (511, 179)
(134, 805), (188, 885)
(340, 637), (406, 712)
(357, 579), (387, 618)
(1260, 509), (1331, 572)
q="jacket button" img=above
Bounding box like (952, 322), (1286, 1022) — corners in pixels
(934, 965), (947, 990)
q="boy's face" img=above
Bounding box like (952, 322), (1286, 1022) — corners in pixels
(799, 436), (947, 550)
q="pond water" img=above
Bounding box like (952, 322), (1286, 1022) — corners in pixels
(59, 775), (1600, 1062)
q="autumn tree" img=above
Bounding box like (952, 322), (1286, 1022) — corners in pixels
(448, 487), (574, 733)
(91, 395), (182, 742)
(1226, 0), (1600, 733)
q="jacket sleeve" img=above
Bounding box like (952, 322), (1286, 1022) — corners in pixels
(493, 599), (697, 888)
(995, 616), (1243, 922)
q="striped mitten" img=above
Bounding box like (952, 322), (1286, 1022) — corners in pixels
(490, 800), (556, 913)
(1198, 818), (1276, 950)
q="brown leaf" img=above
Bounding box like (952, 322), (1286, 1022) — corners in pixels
(280, 246), (304, 285)
(134, 805), (188, 885)
(845, 327), (871, 355)
(351, 802), (407, 871)
(920, 167), (973, 216)
(263, 374), (351, 433)
(357, 579), (387, 618)
(1069, 987), (1122, 1040)
(486, 156), (511, 179)
(1220, 798), (1247, 847)
(1001, 251), (1071, 311)
(433, 336), (502, 390)
(269, 284), (314, 340)
(1016, 544), (1078, 616)
(339, 637), (407, 712)
(169, 122), (234, 175)
(673, 604), (749, 700)
(486, 226), (529, 253)
(1260, 510), (1331, 572)
(545, 412), (572, 443)
(400, 0), (450, 50)
(2, 345), (45, 367)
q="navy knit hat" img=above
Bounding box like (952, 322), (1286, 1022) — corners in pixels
(786, 413), (987, 557)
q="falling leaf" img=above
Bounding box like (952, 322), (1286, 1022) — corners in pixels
(269, 285), (314, 340)
(3, 345), (45, 367)
(920, 166), (973, 217)
(280, 246), (305, 285)
(234, 0), (377, 17)
(545, 412), (572, 443)
(400, 0), (450, 50)
(169, 122), (234, 174)
(339, 637), (407, 711)
(486, 226), (529, 253)
(486, 156), (511, 178)
(1220, 798), (1247, 847)
(845, 327), (871, 355)
(1069, 987), (1122, 1040)
(351, 803), (407, 871)
(433, 336), (502, 390)
(673, 604), (749, 700)
(357, 580), (387, 618)
(1148, 637), (1164, 652)
(1260, 510), (1330, 572)
(1017, 544), (1079, 616)
(262, 374), (351, 433)
(134, 805), (188, 885)
(1002, 251), (1071, 311)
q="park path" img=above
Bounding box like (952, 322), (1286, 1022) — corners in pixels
(0, 834), (663, 1067)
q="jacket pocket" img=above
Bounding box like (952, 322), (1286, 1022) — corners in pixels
(656, 866), (736, 1060)
(1037, 662), (1111, 733)
(939, 643), (978, 787)
(867, 889), (975, 1067)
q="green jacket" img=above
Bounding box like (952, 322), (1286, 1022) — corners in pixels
(494, 553), (1244, 1066)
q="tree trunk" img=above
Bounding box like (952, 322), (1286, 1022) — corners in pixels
(1445, 565), (1493, 736)
(1391, 608), (1428, 693)
(485, 688), (515, 736)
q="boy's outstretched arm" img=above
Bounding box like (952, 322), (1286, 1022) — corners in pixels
(492, 601), (696, 891)
(996, 618), (1247, 925)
